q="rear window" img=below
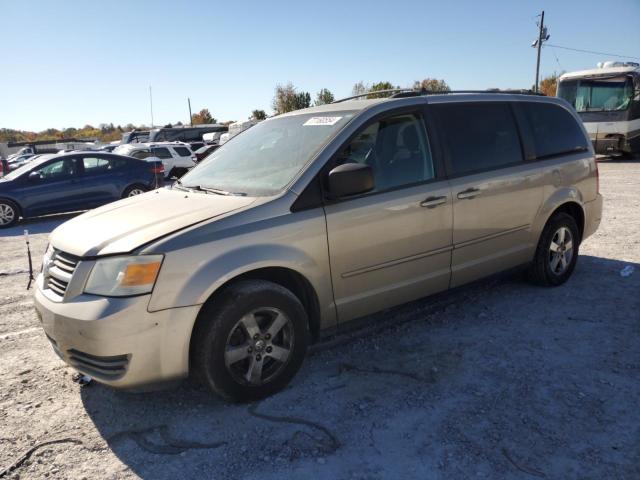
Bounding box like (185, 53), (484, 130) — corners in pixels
(519, 102), (589, 159)
(173, 147), (192, 157)
(433, 102), (523, 176)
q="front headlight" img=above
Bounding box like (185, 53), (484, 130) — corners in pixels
(84, 255), (163, 297)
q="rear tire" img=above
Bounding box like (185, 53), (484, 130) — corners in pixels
(193, 280), (309, 402)
(122, 184), (147, 198)
(0, 199), (19, 228)
(528, 212), (580, 286)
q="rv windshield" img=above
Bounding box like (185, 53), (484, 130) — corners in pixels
(179, 112), (355, 196)
(558, 76), (634, 112)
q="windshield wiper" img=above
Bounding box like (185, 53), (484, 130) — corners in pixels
(182, 184), (246, 196)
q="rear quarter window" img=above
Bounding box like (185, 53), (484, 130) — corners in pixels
(519, 102), (589, 159)
(432, 102), (523, 176)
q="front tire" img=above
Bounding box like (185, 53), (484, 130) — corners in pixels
(0, 200), (19, 228)
(193, 280), (309, 402)
(528, 212), (580, 286)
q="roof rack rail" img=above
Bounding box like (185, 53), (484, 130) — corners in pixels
(332, 88), (544, 103)
(332, 89), (414, 103)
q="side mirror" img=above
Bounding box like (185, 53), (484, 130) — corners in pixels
(327, 163), (374, 198)
(28, 171), (42, 182)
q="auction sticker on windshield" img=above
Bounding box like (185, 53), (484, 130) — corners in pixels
(304, 116), (342, 126)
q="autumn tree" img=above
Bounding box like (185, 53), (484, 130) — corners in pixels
(314, 88), (335, 106)
(251, 109), (267, 121)
(539, 73), (560, 96)
(413, 78), (450, 92)
(191, 108), (217, 124)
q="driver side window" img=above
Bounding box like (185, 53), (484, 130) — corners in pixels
(336, 113), (434, 192)
(35, 158), (78, 180)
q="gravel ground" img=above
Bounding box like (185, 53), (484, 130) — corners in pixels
(0, 158), (639, 480)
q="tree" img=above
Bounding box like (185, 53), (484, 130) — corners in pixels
(314, 88), (335, 106)
(293, 91), (311, 110)
(352, 81), (369, 96)
(251, 109), (267, 121)
(367, 81), (397, 98)
(272, 83), (311, 114)
(191, 108), (217, 124)
(539, 73), (560, 97)
(413, 78), (450, 92)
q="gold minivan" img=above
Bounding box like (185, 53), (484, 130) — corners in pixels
(34, 92), (603, 401)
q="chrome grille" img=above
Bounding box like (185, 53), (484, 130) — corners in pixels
(44, 249), (80, 300)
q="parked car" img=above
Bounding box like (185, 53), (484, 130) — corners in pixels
(0, 152), (163, 228)
(7, 154), (36, 171)
(149, 125), (228, 143)
(0, 157), (7, 177)
(98, 145), (118, 152)
(113, 142), (196, 178)
(194, 144), (220, 162)
(34, 92), (602, 401)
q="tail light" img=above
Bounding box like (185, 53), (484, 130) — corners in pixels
(150, 164), (164, 174)
(0, 161), (3, 176)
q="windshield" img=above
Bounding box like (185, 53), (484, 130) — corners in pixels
(558, 76), (634, 112)
(179, 111), (355, 196)
(3, 154), (55, 180)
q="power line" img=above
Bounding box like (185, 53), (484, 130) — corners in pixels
(544, 43), (640, 61)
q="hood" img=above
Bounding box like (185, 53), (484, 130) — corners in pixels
(50, 187), (256, 257)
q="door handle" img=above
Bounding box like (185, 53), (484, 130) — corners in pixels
(420, 196), (448, 208)
(457, 188), (480, 200)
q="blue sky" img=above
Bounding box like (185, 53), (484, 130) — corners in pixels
(2, 0), (639, 131)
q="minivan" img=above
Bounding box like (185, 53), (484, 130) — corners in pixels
(34, 92), (602, 401)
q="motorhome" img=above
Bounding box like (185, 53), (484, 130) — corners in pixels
(557, 61), (640, 156)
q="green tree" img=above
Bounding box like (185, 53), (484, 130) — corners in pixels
(314, 88), (335, 106)
(367, 81), (397, 98)
(191, 108), (217, 124)
(251, 109), (267, 120)
(413, 78), (450, 92)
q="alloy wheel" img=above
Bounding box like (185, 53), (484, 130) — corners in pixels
(128, 188), (145, 197)
(224, 307), (294, 386)
(0, 204), (15, 226)
(548, 226), (573, 275)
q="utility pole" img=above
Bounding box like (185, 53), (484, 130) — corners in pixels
(188, 98), (193, 126)
(532, 11), (550, 93)
(149, 86), (154, 128)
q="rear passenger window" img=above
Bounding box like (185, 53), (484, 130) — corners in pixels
(433, 103), (523, 176)
(152, 147), (172, 159)
(82, 157), (110, 173)
(519, 102), (589, 159)
(173, 147), (192, 157)
(336, 113), (434, 192)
